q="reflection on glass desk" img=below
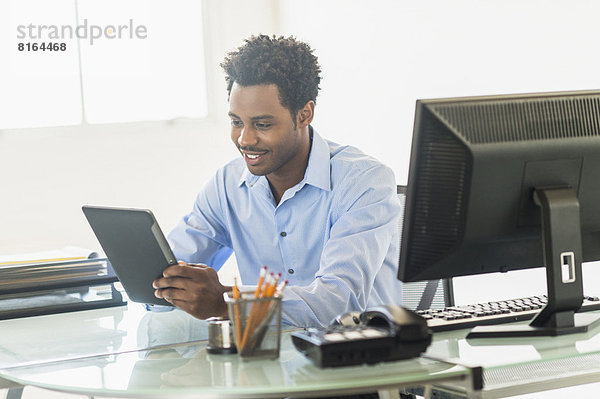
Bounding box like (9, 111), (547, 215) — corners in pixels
(1, 331), (473, 399)
(0, 303), (209, 369)
(9, 304), (600, 397)
(0, 303), (476, 398)
(425, 315), (600, 398)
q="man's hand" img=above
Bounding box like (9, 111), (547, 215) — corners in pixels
(152, 261), (230, 319)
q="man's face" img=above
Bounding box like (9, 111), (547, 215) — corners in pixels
(228, 83), (305, 179)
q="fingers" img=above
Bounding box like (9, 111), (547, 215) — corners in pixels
(154, 286), (198, 308)
(153, 276), (184, 290)
(153, 263), (210, 287)
(154, 286), (183, 301)
(151, 261), (226, 319)
(152, 263), (212, 300)
(163, 262), (211, 279)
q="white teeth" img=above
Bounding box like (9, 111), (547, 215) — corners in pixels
(246, 154), (260, 159)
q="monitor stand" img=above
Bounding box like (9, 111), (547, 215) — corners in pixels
(468, 187), (600, 338)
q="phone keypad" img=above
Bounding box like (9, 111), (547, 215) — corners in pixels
(321, 326), (390, 342)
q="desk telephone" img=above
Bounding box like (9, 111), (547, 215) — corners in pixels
(291, 304), (432, 367)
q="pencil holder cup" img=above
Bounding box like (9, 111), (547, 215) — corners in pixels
(223, 291), (282, 360)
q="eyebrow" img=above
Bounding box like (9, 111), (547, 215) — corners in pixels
(228, 112), (275, 121)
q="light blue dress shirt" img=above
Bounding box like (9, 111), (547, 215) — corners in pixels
(168, 129), (402, 328)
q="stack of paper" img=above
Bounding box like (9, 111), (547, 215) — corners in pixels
(0, 247), (126, 320)
(0, 247), (107, 294)
(0, 246), (99, 266)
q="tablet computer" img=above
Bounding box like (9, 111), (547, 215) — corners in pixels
(82, 205), (177, 306)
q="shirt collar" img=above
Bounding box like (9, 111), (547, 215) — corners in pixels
(238, 126), (331, 192)
(303, 128), (331, 191)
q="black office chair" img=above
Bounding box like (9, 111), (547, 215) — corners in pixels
(397, 185), (454, 311)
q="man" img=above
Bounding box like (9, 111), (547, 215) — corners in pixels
(153, 35), (402, 328)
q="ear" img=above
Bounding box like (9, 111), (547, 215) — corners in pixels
(296, 100), (315, 128)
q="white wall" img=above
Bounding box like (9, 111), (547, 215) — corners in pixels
(3, 0), (600, 296)
(276, 0), (600, 301)
(0, 0), (278, 261)
(277, 0), (600, 183)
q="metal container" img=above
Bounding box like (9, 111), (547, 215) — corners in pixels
(206, 317), (237, 354)
(224, 291), (282, 360)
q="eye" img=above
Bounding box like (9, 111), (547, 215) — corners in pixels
(230, 119), (243, 128)
(255, 122), (273, 130)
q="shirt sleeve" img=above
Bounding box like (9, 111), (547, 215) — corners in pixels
(167, 169), (233, 271)
(280, 165), (401, 328)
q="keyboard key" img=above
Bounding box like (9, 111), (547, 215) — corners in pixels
(425, 294), (600, 332)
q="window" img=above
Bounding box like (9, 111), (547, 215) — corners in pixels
(1, 0), (81, 129)
(0, 0), (207, 129)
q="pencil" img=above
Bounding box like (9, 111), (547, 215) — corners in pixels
(241, 272), (281, 352)
(232, 277), (240, 300)
(260, 272), (275, 297)
(264, 273), (281, 297)
(257, 274), (281, 324)
(254, 266), (268, 298)
(275, 279), (288, 296)
(232, 277), (242, 348)
(240, 270), (274, 352)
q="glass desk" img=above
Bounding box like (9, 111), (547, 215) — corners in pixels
(0, 303), (208, 369)
(4, 302), (600, 398)
(0, 304), (476, 398)
(424, 314), (600, 398)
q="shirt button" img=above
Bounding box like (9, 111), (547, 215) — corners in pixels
(288, 268), (295, 274)
(280, 232), (287, 237)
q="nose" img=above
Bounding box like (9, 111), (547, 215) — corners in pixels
(238, 126), (258, 148)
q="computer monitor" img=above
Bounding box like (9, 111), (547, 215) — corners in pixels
(398, 90), (600, 338)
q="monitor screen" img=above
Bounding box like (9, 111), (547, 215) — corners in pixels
(398, 90), (600, 337)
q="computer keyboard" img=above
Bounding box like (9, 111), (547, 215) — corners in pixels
(420, 295), (600, 332)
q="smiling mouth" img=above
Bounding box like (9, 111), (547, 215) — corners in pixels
(242, 150), (268, 164)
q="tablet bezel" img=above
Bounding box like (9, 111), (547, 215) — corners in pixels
(82, 205), (177, 306)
